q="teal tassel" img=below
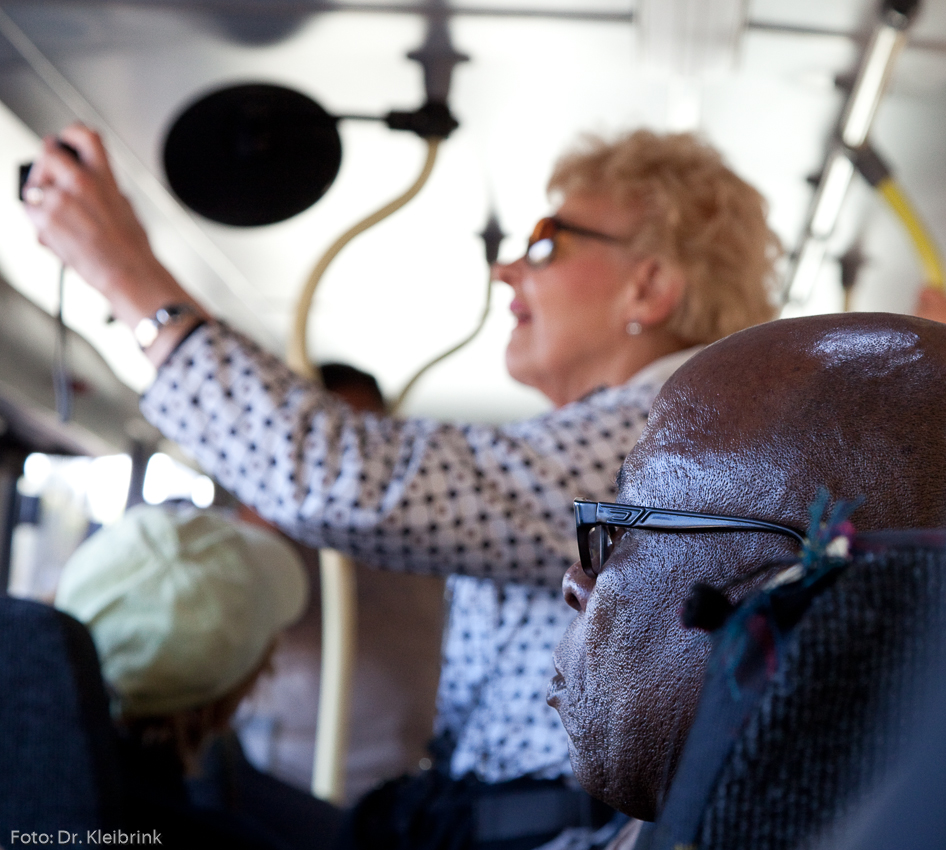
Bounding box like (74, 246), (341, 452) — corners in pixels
(798, 487), (863, 580)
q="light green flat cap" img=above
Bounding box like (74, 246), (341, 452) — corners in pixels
(55, 504), (308, 717)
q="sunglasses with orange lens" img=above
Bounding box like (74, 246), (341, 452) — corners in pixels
(525, 216), (631, 268)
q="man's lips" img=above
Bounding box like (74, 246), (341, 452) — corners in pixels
(547, 672), (566, 707)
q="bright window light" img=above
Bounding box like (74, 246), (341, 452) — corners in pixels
(61, 456), (93, 497)
(191, 475), (216, 509)
(143, 453), (173, 505)
(20, 452), (52, 496)
(841, 26), (902, 149)
(143, 452), (215, 508)
(18, 452), (131, 524)
(786, 239), (829, 306)
(811, 153), (855, 238)
(87, 454), (132, 525)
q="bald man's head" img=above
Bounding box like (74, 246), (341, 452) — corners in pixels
(550, 314), (946, 820)
(636, 312), (946, 530)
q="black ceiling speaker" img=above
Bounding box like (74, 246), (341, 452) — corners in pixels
(163, 83), (342, 227)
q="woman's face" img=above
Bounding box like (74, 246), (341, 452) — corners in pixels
(495, 192), (644, 407)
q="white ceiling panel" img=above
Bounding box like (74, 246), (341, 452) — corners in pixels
(0, 0), (944, 425)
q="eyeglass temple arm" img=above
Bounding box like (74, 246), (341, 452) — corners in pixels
(640, 511), (806, 545)
(575, 501), (805, 545)
(556, 220), (627, 244)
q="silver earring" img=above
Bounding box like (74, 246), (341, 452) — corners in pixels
(626, 321), (642, 336)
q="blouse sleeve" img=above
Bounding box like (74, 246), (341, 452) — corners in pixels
(140, 321), (651, 587)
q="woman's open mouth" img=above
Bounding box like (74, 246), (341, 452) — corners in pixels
(510, 297), (531, 326)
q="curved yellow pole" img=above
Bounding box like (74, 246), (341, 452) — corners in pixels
(391, 269), (494, 414)
(877, 178), (945, 290)
(287, 139), (442, 377)
(285, 139), (442, 803)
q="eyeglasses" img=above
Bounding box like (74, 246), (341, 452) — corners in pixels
(574, 499), (805, 580)
(525, 216), (630, 269)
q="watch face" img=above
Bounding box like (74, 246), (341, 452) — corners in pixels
(134, 305), (197, 349)
(134, 317), (160, 349)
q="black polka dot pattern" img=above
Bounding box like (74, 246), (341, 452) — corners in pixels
(140, 322), (699, 783)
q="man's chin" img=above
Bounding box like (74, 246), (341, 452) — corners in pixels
(566, 739), (610, 807)
(567, 739), (657, 821)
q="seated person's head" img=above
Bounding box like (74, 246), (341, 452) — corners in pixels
(55, 504), (307, 772)
(550, 313), (946, 820)
(320, 361), (386, 414)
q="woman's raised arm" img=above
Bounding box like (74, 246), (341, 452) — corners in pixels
(22, 123), (206, 365)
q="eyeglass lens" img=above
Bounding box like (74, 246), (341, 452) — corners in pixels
(587, 523), (615, 576)
(527, 239), (554, 266)
(526, 218), (557, 267)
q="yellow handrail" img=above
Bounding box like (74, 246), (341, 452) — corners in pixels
(391, 269), (494, 414)
(286, 138), (442, 804)
(311, 549), (358, 803)
(287, 139), (442, 377)
(877, 177), (945, 290)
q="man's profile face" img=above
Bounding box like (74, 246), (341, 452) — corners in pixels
(549, 383), (797, 820)
(550, 313), (946, 821)
(549, 458), (718, 820)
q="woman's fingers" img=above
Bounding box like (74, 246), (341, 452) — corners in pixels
(23, 128), (159, 300)
(57, 123), (114, 176)
(21, 123), (203, 348)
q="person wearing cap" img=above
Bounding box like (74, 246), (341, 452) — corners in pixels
(55, 504), (342, 850)
(29, 124), (779, 849)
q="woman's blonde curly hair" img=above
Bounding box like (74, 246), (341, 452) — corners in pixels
(549, 130), (782, 344)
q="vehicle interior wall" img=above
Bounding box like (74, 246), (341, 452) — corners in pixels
(1, 0), (946, 803)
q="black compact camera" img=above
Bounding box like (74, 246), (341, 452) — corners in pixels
(18, 140), (80, 201)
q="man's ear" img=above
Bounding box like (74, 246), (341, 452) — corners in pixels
(622, 256), (687, 328)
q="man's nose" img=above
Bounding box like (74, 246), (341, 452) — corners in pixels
(562, 561), (595, 613)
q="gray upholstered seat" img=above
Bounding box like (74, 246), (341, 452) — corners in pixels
(0, 595), (123, 834)
(648, 532), (946, 850)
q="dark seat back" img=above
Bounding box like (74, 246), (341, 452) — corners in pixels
(650, 532), (946, 850)
(0, 595), (123, 834)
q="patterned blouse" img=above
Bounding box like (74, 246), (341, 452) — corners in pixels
(141, 321), (697, 782)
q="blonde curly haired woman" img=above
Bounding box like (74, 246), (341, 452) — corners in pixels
(27, 126), (779, 850)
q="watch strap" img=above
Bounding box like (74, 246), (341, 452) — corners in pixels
(134, 303), (198, 349)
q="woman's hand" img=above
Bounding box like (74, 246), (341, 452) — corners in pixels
(22, 124), (206, 364)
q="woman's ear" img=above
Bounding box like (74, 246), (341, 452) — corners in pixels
(622, 256), (687, 328)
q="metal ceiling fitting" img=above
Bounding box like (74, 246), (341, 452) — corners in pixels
(784, 0), (922, 305)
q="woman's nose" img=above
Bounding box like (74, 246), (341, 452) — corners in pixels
(491, 256), (524, 286)
(562, 561), (595, 613)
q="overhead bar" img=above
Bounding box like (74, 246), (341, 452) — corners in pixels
(783, 0), (921, 306)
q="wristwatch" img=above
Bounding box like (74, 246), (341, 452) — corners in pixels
(134, 304), (198, 349)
